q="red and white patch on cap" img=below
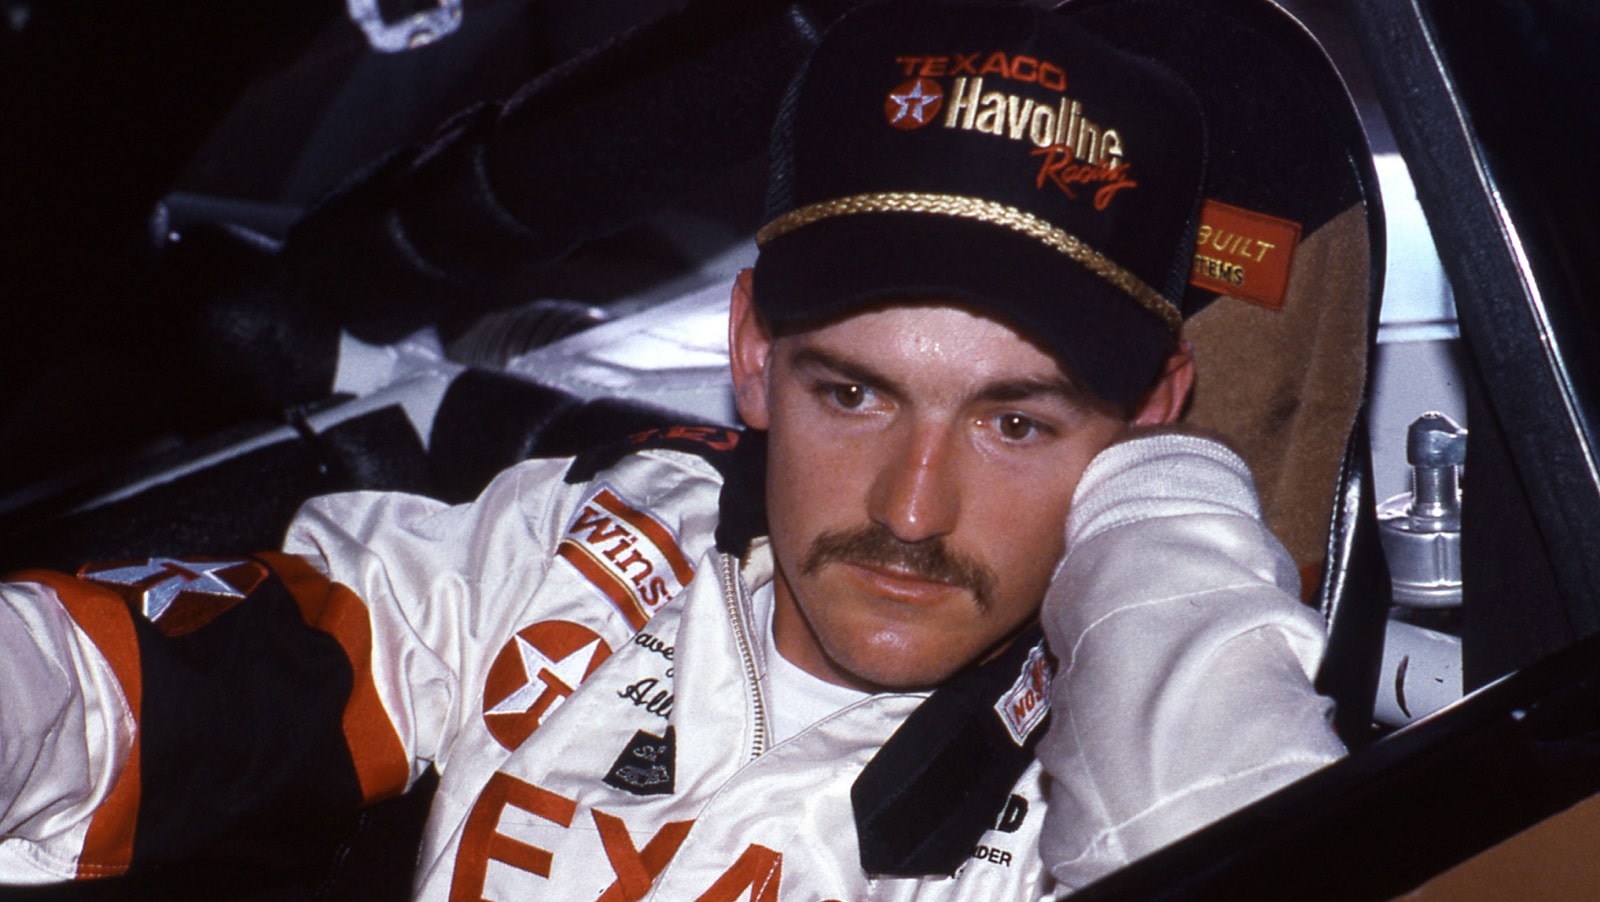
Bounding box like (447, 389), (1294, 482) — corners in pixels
(884, 77), (944, 130)
(557, 485), (695, 630)
(995, 642), (1052, 746)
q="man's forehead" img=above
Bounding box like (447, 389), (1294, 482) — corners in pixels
(775, 300), (1085, 391)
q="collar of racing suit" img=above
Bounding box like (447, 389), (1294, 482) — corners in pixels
(570, 425), (1051, 876)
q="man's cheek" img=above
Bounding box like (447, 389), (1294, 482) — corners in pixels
(780, 452), (866, 519)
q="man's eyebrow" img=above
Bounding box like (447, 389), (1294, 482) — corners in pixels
(788, 344), (1090, 409)
(787, 346), (906, 395)
(973, 376), (1089, 408)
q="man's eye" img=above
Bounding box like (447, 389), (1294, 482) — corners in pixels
(830, 384), (868, 409)
(996, 413), (1040, 441)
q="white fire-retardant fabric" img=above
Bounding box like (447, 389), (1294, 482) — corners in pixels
(1038, 433), (1347, 890)
(0, 447), (1048, 898)
(280, 450), (1062, 899)
(0, 589), (134, 880)
(1, 433), (1341, 897)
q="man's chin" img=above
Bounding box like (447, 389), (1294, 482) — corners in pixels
(817, 613), (1039, 693)
(822, 642), (969, 694)
(779, 571), (985, 690)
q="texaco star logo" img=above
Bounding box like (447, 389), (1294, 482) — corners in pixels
(79, 557), (267, 636)
(482, 620), (613, 750)
(885, 77), (944, 130)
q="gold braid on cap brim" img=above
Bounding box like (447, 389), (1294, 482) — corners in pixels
(755, 191), (1183, 335)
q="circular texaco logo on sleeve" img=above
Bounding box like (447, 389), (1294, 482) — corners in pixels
(482, 620), (613, 751)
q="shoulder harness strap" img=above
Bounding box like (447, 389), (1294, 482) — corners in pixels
(852, 626), (1052, 876)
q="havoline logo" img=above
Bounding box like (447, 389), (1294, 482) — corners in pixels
(880, 53), (1139, 208)
(943, 76), (1120, 163)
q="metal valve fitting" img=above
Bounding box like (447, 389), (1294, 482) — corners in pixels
(1377, 412), (1466, 609)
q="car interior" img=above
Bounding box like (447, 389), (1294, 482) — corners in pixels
(2, 0), (1597, 897)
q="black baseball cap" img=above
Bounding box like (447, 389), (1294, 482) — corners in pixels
(751, 0), (1208, 405)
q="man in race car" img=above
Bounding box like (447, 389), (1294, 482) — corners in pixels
(0, 0), (1344, 897)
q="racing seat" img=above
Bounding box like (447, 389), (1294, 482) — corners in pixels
(1065, 0), (1391, 747)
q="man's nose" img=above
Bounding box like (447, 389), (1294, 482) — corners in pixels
(867, 422), (961, 543)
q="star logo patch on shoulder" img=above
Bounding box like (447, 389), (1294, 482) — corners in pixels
(885, 78), (944, 130)
(78, 557), (268, 637)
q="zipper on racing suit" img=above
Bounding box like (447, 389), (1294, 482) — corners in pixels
(720, 553), (771, 759)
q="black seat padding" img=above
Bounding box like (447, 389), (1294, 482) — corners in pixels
(426, 368), (692, 504)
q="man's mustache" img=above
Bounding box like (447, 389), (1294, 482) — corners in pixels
(800, 523), (998, 612)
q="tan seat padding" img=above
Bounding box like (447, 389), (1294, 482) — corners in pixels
(1183, 203), (1373, 596)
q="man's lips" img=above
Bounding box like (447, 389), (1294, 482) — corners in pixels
(839, 561), (963, 604)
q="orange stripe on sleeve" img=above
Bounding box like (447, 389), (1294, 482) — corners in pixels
(594, 490), (696, 585)
(256, 552), (411, 805)
(14, 570), (144, 879)
(556, 542), (649, 629)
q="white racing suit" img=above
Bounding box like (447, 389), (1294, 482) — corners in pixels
(0, 428), (1342, 898)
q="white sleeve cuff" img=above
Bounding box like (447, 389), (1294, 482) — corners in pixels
(1066, 432), (1261, 548)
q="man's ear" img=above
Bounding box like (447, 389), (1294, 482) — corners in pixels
(729, 269), (775, 430)
(1131, 340), (1196, 426)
